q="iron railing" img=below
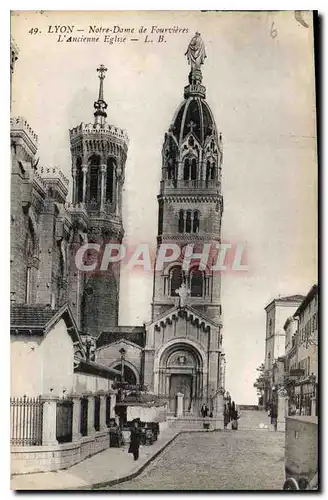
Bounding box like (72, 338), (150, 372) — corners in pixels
(56, 398), (73, 444)
(10, 395), (43, 446)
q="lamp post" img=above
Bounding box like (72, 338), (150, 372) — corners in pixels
(119, 347), (126, 383)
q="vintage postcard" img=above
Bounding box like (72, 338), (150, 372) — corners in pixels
(10, 10), (318, 490)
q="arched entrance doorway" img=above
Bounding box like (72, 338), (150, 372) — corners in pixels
(158, 342), (204, 415)
(112, 364), (137, 385)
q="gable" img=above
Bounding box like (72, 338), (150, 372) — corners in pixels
(148, 305), (221, 332)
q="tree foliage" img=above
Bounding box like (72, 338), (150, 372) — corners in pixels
(253, 362), (269, 396)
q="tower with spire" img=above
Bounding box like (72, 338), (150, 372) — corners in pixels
(68, 65), (129, 336)
(144, 34), (225, 413)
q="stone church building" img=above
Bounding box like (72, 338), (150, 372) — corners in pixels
(11, 34), (226, 415)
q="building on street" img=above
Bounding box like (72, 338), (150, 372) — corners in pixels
(263, 295), (305, 408)
(285, 284), (318, 416)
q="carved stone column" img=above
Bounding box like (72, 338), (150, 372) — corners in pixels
(72, 168), (76, 205)
(82, 165), (88, 203)
(71, 394), (82, 442)
(99, 395), (107, 431)
(41, 395), (59, 446)
(87, 395), (95, 436)
(115, 178), (120, 215)
(100, 164), (106, 212)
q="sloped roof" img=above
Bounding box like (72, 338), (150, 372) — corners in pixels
(11, 304), (59, 331)
(148, 304), (222, 331)
(10, 303), (80, 342)
(97, 326), (145, 348)
(278, 295), (306, 302)
(265, 294), (305, 310)
(293, 284), (318, 318)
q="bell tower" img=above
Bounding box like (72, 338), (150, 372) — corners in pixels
(152, 34), (224, 326)
(69, 65), (129, 336)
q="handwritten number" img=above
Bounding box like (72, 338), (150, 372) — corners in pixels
(271, 22), (277, 39)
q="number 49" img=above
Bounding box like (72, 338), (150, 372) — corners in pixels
(28, 28), (39, 35)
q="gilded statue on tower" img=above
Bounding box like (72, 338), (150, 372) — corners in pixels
(185, 32), (207, 70)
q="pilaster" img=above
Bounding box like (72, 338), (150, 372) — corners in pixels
(41, 395), (59, 446)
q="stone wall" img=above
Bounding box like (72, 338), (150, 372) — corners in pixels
(11, 431), (110, 475)
(11, 318), (74, 398)
(127, 403), (167, 423)
(285, 416), (317, 477)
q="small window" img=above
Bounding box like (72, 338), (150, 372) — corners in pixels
(185, 211), (192, 233)
(178, 210), (184, 233)
(193, 211), (200, 233)
(170, 266), (183, 296)
(191, 158), (197, 180)
(106, 158), (115, 203)
(76, 157), (83, 203)
(183, 159), (190, 181)
(190, 268), (203, 297)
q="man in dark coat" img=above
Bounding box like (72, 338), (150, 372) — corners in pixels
(128, 419), (142, 461)
(223, 404), (229, 429)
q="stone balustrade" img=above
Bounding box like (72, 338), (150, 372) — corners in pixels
(10, 116), (38, 145)
(69, 122), (129, 143)
(39, 166), (69, 186)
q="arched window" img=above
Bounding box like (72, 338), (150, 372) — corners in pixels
(190, 268), (203, 297)
(25, 221), (36, 304)
(167, 158), (175, 179)
(76, 157), (83, 203)
(210, 161), (216, 180)
(89, 154), (100, 202)
(193, 211), (200, 233)
(178, 210), (184, 233)
(206, 160), (211, 182)
(106, 158), (115, 203)
(112, 364), (137, 385)
(183, 159), (190, 181)
(170, 266), (183, 296)
(191, 158), (197, 181)
(185, 211), (192, 233)
(158, 200), (164, 235)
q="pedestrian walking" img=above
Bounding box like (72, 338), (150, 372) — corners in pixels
(200, 403), (206, 418)
(270, 403), (278, 431)
(128, 419), (142, 461)
(227, 401), (232, 422)
(224, 404), (229, 430)
(204, 404), (209, 417)
(231, 406), (240, 430)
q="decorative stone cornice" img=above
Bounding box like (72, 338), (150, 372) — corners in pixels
(39, 166), (69, 186)
(69, 122), (129, 146)
(10, 116), (38, 156)
(159, 194), (222, 204)
(158, 233), (221, 243)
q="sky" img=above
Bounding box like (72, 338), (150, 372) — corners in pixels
(11, 10), (318, 404)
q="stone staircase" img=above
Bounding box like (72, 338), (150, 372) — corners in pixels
(167, 415), (224, 431)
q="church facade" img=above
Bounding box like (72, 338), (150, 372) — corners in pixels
(11, 33), (226, 415)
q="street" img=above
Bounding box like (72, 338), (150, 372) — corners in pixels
(105, 419), (285, 491)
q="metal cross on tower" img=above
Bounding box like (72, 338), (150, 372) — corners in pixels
(187, 121), (197, 133)
(96, 64), (107, 101)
